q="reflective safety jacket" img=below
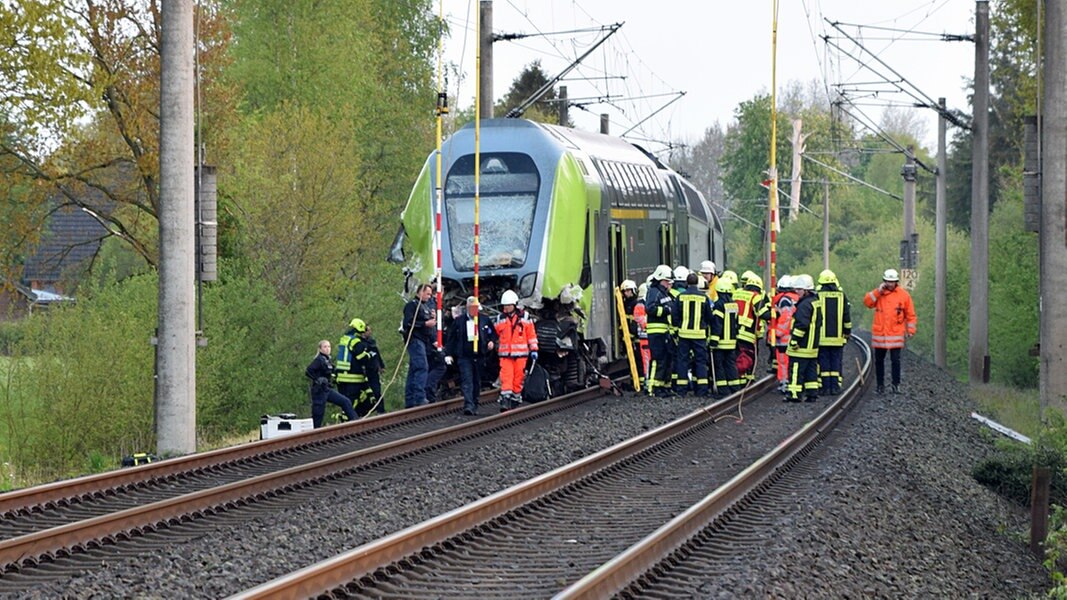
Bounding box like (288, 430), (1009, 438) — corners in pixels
(672, 286), (713, 340)
(710, 291), (740, 350)
(769, 290), (799, 346)
(336, 329), (369, 384)
(734, 285), (770, 344)
(704, 275), (719, 302)
(644, 283), (675, 336)
(863, 284), (916, 349)
(817, 284), (852, 347)
(633, 300), (648, 339)
(787, 293), (822, 359)
(494, 309), (539, 357)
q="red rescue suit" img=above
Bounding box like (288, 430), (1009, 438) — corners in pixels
(494, 309), (539, 396)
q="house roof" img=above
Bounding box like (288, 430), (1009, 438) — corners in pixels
(21, 196), (111, 285)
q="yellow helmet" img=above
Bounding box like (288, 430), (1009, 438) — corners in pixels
(747, 274), (764, 290)
(818, 269), (838, 286)
(715, 277), (735, 294)
(349, 318), (367, 333)
(721, 270), (738, 286)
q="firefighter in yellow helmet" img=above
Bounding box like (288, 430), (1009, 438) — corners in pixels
(816, 269), (851, 395)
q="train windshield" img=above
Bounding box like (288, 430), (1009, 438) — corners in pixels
(445, 152), (540, 271)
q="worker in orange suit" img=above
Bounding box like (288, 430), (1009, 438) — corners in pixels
(863, 268), (917, 395)
(494, 289), (539, 412)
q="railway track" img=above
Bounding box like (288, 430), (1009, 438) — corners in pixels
(0, 381), (621, 591)
(228, 339), (870, 599)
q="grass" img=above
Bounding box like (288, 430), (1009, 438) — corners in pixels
(970, 383), (1042, 439)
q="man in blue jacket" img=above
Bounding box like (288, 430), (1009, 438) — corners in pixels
(445, 296), (497, 415)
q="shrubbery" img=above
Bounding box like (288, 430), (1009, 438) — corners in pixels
(0, 260), (408, 483)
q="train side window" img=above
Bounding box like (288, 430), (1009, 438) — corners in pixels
(636, 226), (644, 245)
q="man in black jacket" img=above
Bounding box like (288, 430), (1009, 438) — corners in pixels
(402, 283), (437, 408)
(445, 296), (497, 415)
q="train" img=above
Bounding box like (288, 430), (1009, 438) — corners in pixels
(389, 118), (725, 391)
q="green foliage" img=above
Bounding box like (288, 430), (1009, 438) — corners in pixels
(495, 61), (559, 122)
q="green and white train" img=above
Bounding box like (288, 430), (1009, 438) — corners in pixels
(390, 118), (725, 380)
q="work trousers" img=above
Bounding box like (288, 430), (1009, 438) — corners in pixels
(787, 356), (820, 401)
(310, 384), (357, 428)
(675, 337), (709, 396)
(874, 347), (902, 386)
(818, 345), (844, 394)
(775, 346), (790, 384)
(499, 356), (529, 395)
(712, 347), (739, 396)
(405, 338), (429, 408)
(647, 333), (672, 396)
(458, 358), (482, 414)
(366, 369), (385, 414)
(425, 348), (447, 403)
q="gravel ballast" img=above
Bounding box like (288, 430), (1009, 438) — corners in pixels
(20, 345), (1051, 598)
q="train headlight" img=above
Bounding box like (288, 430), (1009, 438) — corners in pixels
(519, 272), (537, 298)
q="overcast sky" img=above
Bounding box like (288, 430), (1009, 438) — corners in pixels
(441, 0), (979, 153)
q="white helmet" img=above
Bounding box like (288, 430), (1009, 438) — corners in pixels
(794, 274), (815, 291)
(777, 275), (792, 290)
(620, 279), (637, 292)
(883, 268), (900, 282)
(637, 282), (649, 300)
(673, 265), (689, 280)
(652, 265), (673, 281)
(699, 260), (716, 274)
(500, 289), (519, 306)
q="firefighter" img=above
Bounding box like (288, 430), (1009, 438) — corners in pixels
(817, 269), (852, 395)
(673, 272), (713, 396)
(305, 340), (357, 428)
(699, 260), (718, 302)
(734, 271), (770, 384)
(644, 265), (676, 397)
(494, 290), (538, 411)
(336, 318), (380, 417)
(769, 276), (799, 392)
(863, 268), (916, 394)
(710, 276), (741, 398)
(786, 274), (822, 403)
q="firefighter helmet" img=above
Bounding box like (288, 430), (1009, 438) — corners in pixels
(699, 260), (716, 274)
(349, 318), (367, 333)
(818, 269), (838, 285)
(652, 265), (674, 281)
(673, 265), (689, 281)
(620, 279), (637, 292)
(500, 290), (519, 306)
(715, 277), (735, 294)
(794, 274), (815, 291)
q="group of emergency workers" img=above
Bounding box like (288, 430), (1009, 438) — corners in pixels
(307, 263), (917, 427)
(621, 261), (867, 403)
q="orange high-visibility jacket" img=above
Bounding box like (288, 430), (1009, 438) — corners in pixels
(494, 310), (539, 357)
(863, 284), (916, 349)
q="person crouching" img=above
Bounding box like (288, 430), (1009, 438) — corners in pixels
(305, 340), (357, 427)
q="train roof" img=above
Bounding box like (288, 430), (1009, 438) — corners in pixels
(457, 118), (655, 166)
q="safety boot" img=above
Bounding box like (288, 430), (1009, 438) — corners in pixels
(891, 384), (900, 394)
(875, 385), (885, 395)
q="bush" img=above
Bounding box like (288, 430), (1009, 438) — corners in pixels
(0, 320), (25, 355)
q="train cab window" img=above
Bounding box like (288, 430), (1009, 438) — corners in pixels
(445, 152), (539, 271)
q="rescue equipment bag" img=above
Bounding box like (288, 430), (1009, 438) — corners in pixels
(523, 362), (552, 404)
(736, 345), (755, 376)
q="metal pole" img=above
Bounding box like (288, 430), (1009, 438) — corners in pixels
(935, 98), (948, 368)
(478, 0), (493, 119)
(970, 0), (990, 384)
(822, 180), (830, 271)
(559, 85), (569, 126)
(1041, 0), (1067, 415)
(157, 0), (196, 456)
(600, 113), (609, 134)
(903, 145), (916, 254)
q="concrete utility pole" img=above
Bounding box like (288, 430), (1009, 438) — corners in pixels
(970, 0), (990, 384)
(157, 0), (196, 456)
(902, 146), (917, 274)
(789, 119), (807, 222)
(479, 0), (493, 119)
(935, 98), (948, 369)
(600, 113), (609, 135)
(558, 85), (569, 126)
(1042, 0), (1067, 415)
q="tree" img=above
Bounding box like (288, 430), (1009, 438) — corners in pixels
(669, 122), (725, 204)
(495, 61), (558, 123)
(0, 1), (235, 271)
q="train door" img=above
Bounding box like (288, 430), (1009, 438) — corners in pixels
(659, 223), (674, 266)
(609, 222), (627, 356)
